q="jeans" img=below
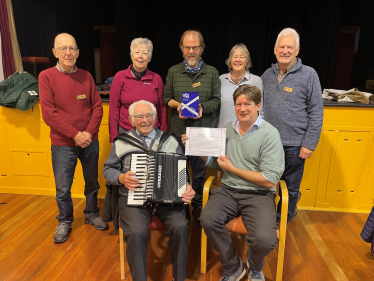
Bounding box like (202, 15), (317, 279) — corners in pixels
(277, 146), (305, 223)
(51, 139), (100, 222)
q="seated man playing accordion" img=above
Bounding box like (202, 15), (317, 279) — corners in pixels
(103, 100), (195, 281)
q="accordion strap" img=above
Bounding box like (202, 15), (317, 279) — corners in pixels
(113, 133), (150, 152)
(157, 131), (176, 152)
(113, 131), (176, 153)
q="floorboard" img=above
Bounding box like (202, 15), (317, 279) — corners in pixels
(0, 193), (373, 281)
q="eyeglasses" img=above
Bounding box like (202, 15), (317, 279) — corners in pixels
(182, 46), (201, 52)
(132, 113), (155, 120)
(55, 47), (78, 53)
(235, 103), (253, 108)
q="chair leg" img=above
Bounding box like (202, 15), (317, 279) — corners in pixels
(276, 222), (286, 281)
(276, 180), (288, 281)
(119, 227), (125, 280)
(200, 175), (216, 274)
(201, 228), (207, 273)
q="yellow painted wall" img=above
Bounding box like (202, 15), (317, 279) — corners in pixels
(0, 101), (111, 199)
(1, 102), (373, 212)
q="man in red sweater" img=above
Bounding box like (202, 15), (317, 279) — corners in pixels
(39, 33), (108, 244)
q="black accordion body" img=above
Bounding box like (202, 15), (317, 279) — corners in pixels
(128, 152), (187, 206)
(113, 132), (189, 207)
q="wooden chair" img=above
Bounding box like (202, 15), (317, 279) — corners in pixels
(119, 215), (166, 280)
(200, 173), (289, 281)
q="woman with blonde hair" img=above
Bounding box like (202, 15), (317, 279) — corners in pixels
(218, 44), (263, 128)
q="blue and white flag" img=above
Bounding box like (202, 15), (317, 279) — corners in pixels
(181, 92), (199, 117)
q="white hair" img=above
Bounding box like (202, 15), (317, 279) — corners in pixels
(128, 100), (157, 120)
(130, 37), (153, 60)
(275, 28), (300, 49)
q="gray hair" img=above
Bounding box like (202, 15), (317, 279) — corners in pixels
(179, 30), (205, 51)
(225, 43), (252, 72)
(275, 28), (300, 49)
(130, 37), (153, 60)
(128, 100), (157, 120)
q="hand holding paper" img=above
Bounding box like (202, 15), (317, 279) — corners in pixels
(181, 134), (188, 145)
(217, 155), (234, 172)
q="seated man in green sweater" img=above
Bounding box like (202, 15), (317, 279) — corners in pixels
(183, 85), (284, 281)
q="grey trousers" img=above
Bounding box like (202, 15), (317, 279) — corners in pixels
(200, 185), (278, 274)
(118, 195), (189, 281)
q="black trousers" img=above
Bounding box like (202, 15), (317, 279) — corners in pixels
(187, 155), (206, 208)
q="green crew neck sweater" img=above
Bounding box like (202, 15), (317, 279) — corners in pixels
(207, 121), (285, 193)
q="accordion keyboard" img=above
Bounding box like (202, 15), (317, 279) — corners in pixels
(127, 153), (155, 206)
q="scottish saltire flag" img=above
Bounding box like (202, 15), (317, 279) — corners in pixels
(181, 92), (199, 117)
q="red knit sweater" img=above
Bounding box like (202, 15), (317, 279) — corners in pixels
(39, 67), (103, 146)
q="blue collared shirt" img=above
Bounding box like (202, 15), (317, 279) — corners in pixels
(232, 114), (264, 137)
(136, 128), (156, 148)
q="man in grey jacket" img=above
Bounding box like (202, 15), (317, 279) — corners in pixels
(261, 28), (323, 224)
(103, 100), (195, 281)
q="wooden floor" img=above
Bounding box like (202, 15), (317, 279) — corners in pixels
(0, 193), (373, 281)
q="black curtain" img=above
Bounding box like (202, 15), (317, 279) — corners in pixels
(344, 0), (374, 89)
(115, 0), (341, 89)
(12, 0), (95, 76)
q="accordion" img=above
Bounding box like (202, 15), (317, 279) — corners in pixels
(113, 131), (190, 207)
(128, 152), (188, 206)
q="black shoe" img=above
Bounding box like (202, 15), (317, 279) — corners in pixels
(192, 206), (202, 223)
(85, 216), (109, 231)
(54, 222), (72, 244)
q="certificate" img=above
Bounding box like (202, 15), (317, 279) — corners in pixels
(185, 127), (226, 157)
